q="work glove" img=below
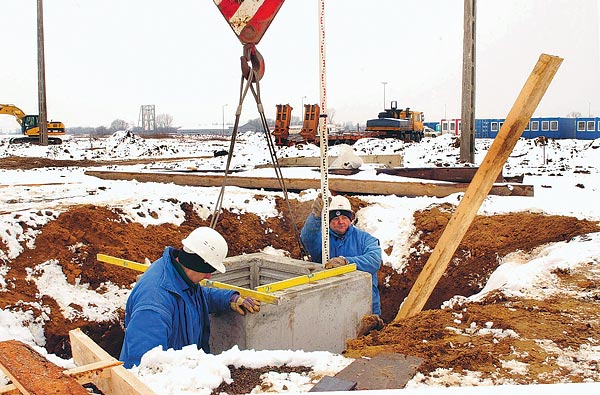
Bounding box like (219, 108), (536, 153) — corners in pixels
(311, 194), (324, 217)
(325, 256), (348, 269)
(230, 294), (261, 315)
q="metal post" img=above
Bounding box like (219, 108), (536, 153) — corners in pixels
(381, 82), (387, 109)
(37, 0), (48, 146)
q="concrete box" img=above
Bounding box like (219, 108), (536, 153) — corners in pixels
(209, 253), (372, 354)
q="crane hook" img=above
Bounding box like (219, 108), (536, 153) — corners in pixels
(240, 43), (265, 82)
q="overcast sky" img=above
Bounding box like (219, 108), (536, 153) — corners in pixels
(1, 0), (599, 131)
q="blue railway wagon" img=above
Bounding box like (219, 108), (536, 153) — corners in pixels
(475, 117), (592, 140)
(476, 117), (564, 139)
(475, 118), (503, 138)
(446, 117), (598, 140)
(575, 117), (600, 140)
(521, 117), (565, 139)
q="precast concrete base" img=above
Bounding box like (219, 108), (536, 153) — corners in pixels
(209, 253), (372, 354)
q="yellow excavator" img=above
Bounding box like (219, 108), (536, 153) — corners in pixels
(0, 104), (65, 144)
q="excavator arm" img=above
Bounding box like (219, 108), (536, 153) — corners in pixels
(0, 104), (26, 125)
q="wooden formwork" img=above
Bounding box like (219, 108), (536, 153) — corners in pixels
(0, 329), (155, 395)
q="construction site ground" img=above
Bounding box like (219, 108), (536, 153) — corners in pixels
(1, 154), (600, 392)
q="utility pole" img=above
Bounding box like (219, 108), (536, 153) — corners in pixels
(37, 0), (48, 146)
(460, 0), (476, 163)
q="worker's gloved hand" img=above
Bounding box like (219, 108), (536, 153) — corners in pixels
(230, 294), (261, 315)
(311, 194), (324, 217)
(325, 256), (348, 269)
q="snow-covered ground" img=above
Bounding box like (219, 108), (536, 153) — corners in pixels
(1, 132), (600, 394)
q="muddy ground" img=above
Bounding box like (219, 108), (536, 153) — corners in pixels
(1, 156), (600, 391)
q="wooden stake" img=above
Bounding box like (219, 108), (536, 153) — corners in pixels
(394, 53), (563, 321)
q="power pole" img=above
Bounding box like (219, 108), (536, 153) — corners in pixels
(37, 0), (48, 146)
(460, 0), (476, 163)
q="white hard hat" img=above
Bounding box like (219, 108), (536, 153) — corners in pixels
(329, 195), (354, 220)
(329, 195), (352, 211)
(181, 227), (228, 273)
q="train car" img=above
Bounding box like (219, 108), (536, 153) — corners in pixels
(416, 117), (599, 141)
(440, 118), (461, 136)
(475, 117), (600, 140)
(575, 117), (600, 140)
(476, 117), (564, 139)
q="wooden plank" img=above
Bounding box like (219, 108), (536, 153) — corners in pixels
(84, 170), (533, 198)
(67, 360), (123, 385)
(256, 154), (403, 168)
(150, 168), (245, 173)
(0, 384), (19, 395)
(0, 360), (125, 393)
(333, 352), (423, 390)
(394, 54), (563, 321)
(376, 167), (504, 183)
(69, 328), (156, 395)
(0, 340), (89, 395)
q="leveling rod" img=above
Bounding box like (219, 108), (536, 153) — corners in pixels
(96, 253), (279, 305)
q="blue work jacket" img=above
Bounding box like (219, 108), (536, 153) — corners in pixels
(119, 247), (236, 368)
(300, 213), (382, 315)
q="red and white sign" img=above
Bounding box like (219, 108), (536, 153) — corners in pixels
(214, 0), (285, 45)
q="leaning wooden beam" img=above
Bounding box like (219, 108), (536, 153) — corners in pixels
(394, 53), (563, 321)
(0, 339), (89, 395)
(84, 170), (533, 198)
(69, 328), (156, 395)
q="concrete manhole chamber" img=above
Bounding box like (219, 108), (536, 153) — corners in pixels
(209, 253), (372, 353)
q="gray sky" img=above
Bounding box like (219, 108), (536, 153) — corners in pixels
(1, 0), (599, 131)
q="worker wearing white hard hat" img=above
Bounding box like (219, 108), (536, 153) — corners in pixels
(301, 194), (383, 322)
(120, 227), (260, 368)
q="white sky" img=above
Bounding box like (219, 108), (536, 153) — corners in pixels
(1, 132), (600, 392)
(1, 0), (599, 131)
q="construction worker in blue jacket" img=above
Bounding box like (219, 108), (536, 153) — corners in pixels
(301, 194), (383, 317)
(119, 227), (261, 369)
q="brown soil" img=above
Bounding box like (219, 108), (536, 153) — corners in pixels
(1, 156), (600, 390)
(212, 365), (312, 395)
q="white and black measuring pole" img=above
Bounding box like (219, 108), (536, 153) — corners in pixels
(318, 0), (330, 265)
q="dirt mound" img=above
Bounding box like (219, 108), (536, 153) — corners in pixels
(1, 200), (599, 385)
(378, 204), (600, 322)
